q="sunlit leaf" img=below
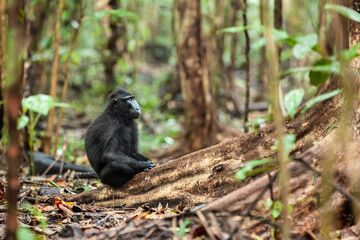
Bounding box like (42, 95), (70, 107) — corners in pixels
(284, 89), (304, 119)
(53, 102), (71, 108)
(271, 134), (296, 155)
(22, 94), (54, 115)
(16, 227), (36, 240)
(235, 159), (275, 180)
(264, 200), (273, 208)
(17, 115), (29, 129)
(270, 201), (283, 219)
(178, 219), (191, 237)
(270, 209), (281, 219)
(292, 34), (318, 59)
(341, 44), (360, 62)
(216, 24), (264, 34)
(254, 116), (269, 134)
(301, 89), (342, 115)
(293, 44), (311, 60)
(324, 4), (360, 22)
(283, 134), (296, 155)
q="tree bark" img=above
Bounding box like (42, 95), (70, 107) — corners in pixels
(174, 0), (236, 153)
(5, 1), (25, 239)
(242, 0), (250, 133)
(23, 1), (50, 98)
(0, 0), (6, 141)
(103, 0), (126, 98)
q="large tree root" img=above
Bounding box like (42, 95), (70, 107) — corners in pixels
(66, 82), (341, 208)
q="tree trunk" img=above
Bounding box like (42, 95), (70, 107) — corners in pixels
(5, 1), (25, 239)
(67, 76), (341, 207)
(0, 0), (6, 141)
(23, 0), (50, 98)
(103, 0), (126, 98)
(174, 0), (235, 153)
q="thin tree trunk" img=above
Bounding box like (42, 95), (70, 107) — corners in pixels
(103, 0), (126, 98)
(0, 0), (6, 141)
(23, 1), (50, 98)
(255, 1), (267, 101)
(42, 0), (65, 154)
(228, 0), (240, 88)
(242, 0), (250, 133)
(274, 0), (282, 62)
(225, 0), (242, 117)
(263, 0), (289, 237)
(174, 0), (220, 152)
(5, 1), (25, 239)
(53, 4), (84, 156)
(318, 0), (328, 56)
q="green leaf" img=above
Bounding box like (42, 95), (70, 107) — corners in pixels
(235, 159), (275, 180)
(264, 200), (274, 208)
(284, 89), (305, 119)
(292, 34), (318, 59)
(301, 89), (342, 115)
(254, 116), (269, 134)
(93, 11), (107, 20)
(295, 34), (318, 47)
(282, 61), (339, 79)
(274, 201), (283, 211)
(309, 58), (337, 86)
(324, 4), (360, 22)
(270, 201), (284, 218)
(270, 209), (281, 219)
(341, 44), (360, 62)
(216, 24), (264, 34)
(271, 134), (296, 155)
(17, 115), (29, 129)
(178, 219), (191, 237)
(16, 227), (36, 240)
(283, 134), (296, 155)
(282, 66), (312, 77)
(47, 180), (61, 190)
(22, 94), (54, 115)
(53, 102), (71, 108)
(293, 44), (311, 60)
(272, 28), (290, 41)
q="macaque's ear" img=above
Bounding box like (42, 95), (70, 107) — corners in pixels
(112, 99), (118, 108)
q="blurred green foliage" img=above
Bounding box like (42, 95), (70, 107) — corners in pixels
(26, 0), (352, 161)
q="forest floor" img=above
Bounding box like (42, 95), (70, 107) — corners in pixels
(0, 170), (258, 239)
(0, 108), (274, 239)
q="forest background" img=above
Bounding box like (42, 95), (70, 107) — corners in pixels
(2, 0), (360, 239)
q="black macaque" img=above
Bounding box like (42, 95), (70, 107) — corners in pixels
(84, 88), (155, 187)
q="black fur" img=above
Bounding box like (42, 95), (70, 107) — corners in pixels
(84, 88), (155, 187)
